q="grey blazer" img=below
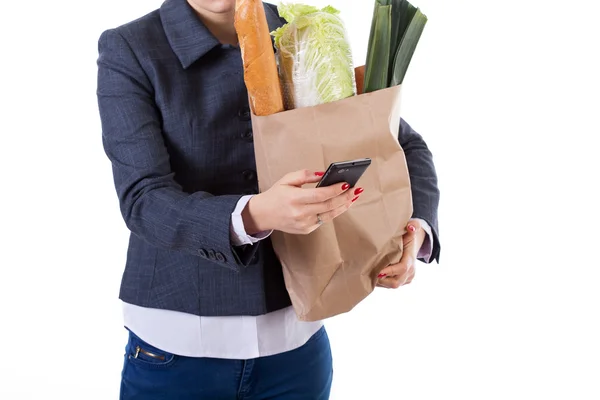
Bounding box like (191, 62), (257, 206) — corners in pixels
(96, 0), (440, 317)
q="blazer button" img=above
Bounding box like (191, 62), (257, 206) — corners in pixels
(207, 249), (216, 260)
(216, 252), (226, 262)
(241, 129), (253, 141)
(242, 170), (256, 181)
(238, 107), (251, 121)
(198, 249), (208, 258)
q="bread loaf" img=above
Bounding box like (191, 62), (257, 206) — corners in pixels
(355, 65), (366, 95)
(234, 0), (284, 116)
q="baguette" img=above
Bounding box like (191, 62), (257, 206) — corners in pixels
(234, 0), (284, 116)
(355, 65), (365, 95)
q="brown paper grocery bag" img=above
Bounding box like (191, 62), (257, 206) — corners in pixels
(251, 83), (413, 321)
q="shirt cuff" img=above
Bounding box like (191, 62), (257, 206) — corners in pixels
(410, 218), (433, 263)
(230, 195), (273, 246)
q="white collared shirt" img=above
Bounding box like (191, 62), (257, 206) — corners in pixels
(122, 196), (432, 359)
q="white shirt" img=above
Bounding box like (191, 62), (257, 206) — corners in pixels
(123, 196), (432, 359)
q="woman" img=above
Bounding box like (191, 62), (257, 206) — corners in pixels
(96, 0), (440, 398)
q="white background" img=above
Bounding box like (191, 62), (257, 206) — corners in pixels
(1, 0), (599, 399)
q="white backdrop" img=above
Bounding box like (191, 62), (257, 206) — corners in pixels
(1, 0), (599, 399)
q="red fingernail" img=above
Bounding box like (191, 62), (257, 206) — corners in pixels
(315, 171), (325, 176)
(408, 225), (416, 232)
(354, 187), (364, 195)
(352, 196), (360, 202)
(378, 274), (387, 278)
(342, 183), (350, 190)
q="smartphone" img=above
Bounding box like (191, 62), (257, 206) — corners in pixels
(316, 158), (372, 189)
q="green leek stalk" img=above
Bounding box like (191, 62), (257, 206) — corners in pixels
(365, 0), (427, 90)
(390, 8), (427, 86)
(388, 0), (408, 79)
(364, 1), (392, 93)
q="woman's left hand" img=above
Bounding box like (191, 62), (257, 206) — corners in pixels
(377, 220), (426, 289)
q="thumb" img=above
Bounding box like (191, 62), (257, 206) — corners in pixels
(401, 220), (420, 248)
(404, 219), (422, 242)
(278, 169), (324, 187)
(406, 219), (422, 233)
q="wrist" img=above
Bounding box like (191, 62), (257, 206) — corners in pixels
(242, 194), (270, 234)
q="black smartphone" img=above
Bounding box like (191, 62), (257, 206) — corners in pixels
(316, 158), (372, 188)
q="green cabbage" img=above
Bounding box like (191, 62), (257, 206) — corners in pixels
(272, 4), (356, 109)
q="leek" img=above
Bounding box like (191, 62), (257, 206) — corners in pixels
(365, 0), (427, 89)
(364, 2), (392, 93)
(390, 8), (427, 85)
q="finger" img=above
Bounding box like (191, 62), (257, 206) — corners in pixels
(379, 259), (411, 277)
(279, 169), (326, 187)
(379, 276), (403, 289)
(379, 276), (407, 289)
(376, 275), (392, 289)
(376, 275), (406, 289)
(380, 230), (419, 276)
(315, 192), (361, 224)
(377, 268), (415, 289)
(297, 182), (351, 204)
(305, 187), (364, 215)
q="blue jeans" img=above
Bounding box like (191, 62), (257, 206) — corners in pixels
(120, 327), (333, 399)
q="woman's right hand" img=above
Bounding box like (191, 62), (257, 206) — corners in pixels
(242, 169), (363, 235)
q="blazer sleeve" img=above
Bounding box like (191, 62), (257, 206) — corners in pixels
(398, 118), (441, 263)
(97, 29), (253, 270)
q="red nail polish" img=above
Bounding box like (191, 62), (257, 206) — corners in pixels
(342, 183), (350, 190)
(352, 196), (359, 202)
(408, 225), (416, 232)
(315, 171), (325, 176)
(354, 187), (364, 195)
(378, 273), (387, 278)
